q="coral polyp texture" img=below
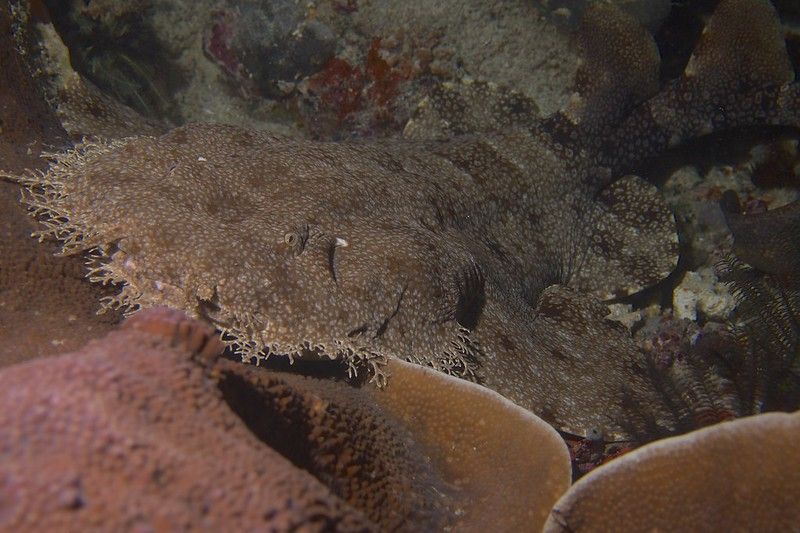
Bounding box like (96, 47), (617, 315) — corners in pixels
(0, 308), (570, 531)
(545, 412), (800, 532)
(0, 308), (373, 531)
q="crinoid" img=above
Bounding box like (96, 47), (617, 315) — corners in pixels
(620, 194), (800, 442)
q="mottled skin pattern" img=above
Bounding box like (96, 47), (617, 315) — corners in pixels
(9, 0), (800, 436)
(722, 191), (800, 281)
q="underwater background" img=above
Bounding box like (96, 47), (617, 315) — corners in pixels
(0, 0), (798, 530)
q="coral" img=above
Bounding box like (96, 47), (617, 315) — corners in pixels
(326, 0), (578, 117)
(6, 0), (800, 439)
(620, 263), (800, 441)
(0, 308), (374, 531)
(1, 3), (799, 528)
(364, 37), (412, 109)
(0, 1), (119, 368)
(201, 4), (427, 136)
(302, 37), (419, 137)
(0, 308), (570, 531)
(545, 412), (800, 532)
(619, 191), (800, 441)
(220, 353), (571, 532)
(306, 56), (366, 123)
(672, 267), (736, 322)
(368, 356), (571, 531)
(203, 8), (248, 86)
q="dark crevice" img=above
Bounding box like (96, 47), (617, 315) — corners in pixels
(42, 0), (186, 122)
(216, 370), (320, 478)
(653, 0), (717, 82)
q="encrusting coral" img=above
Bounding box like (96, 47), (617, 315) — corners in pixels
(0, 308), (373, 531)
(6, 0), (799, 439)
(218, 352), (571, 531)
(0, 308), (570, 531)
(0, 0), (122, 368)
(365, 354), (571, 531)
(544, 412), (800, 532)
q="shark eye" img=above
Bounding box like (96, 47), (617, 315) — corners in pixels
(587, 428), (604, 442)
(283, 225), (311, 256)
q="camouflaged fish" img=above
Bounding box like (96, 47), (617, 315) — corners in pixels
(7, 0), (800, 436)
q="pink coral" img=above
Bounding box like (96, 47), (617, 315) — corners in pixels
(0, 308), (374, 530)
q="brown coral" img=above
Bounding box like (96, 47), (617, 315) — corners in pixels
(0, 308), (571, 530)
(217, 354), (571, 532)
(368, 358), (571, 531)
(0, 308), (374, 530)
(0, 1), (118, 368)
(544, 412), (800, 532)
